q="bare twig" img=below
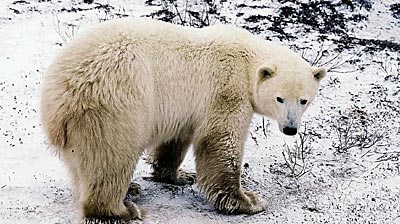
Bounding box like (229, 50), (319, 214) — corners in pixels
(53, 15), (79, 43)
(301, 44), (363, 74)
(148, 0), (226, 27)
(331, 108), (388, 154)
(262, 117), (269, 138)
(282, 124), (314, 179)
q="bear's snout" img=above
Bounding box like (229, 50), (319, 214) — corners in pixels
(283, 127), (297, 136)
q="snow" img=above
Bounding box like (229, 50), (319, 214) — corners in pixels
(1, 0), (399, 223)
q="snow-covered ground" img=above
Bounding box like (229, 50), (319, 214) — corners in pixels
(1, 0), (399, 223)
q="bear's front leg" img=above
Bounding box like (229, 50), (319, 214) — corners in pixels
(194, 110), (267, 214)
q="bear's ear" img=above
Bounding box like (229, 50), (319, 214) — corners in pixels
(312, 67), (327, 81)
(258, 65), (276, 81)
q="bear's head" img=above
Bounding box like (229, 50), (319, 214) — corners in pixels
(251, 62), (326, 136)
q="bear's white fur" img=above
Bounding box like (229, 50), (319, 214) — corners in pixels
(41, 18), (325, 221)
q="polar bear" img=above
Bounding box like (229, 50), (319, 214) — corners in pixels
(41, 18), (326, 221)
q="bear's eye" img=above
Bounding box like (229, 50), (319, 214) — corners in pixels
(276, 97), (284, 104)
(300, 99), (308, 105)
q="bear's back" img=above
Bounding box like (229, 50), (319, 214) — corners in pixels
(44, 18), (260, 143)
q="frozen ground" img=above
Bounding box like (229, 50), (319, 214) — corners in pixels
(0, 0), (399, 223)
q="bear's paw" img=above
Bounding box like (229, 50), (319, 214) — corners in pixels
(215, 190), (267, 215)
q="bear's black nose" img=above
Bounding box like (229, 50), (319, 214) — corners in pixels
(283, 127), (297, 136)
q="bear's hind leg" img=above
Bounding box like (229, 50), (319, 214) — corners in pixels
(148, 137), (195, 185)
(78, 148), (144, 221)
(68, 113), (145, 221)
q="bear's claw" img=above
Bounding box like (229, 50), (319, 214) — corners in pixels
(126, 182), (141, 197)
(174, 169), (196, 185)
(124, 201), (146, 221)
(82, 202), (145, 224)
(215, 190), (267, 215)
(146, 169), (196, 186)
(243, 191), (268, 214)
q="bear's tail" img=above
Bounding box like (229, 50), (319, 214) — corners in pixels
(40, 99), (71, 149)
(40, 76), (76, 150)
